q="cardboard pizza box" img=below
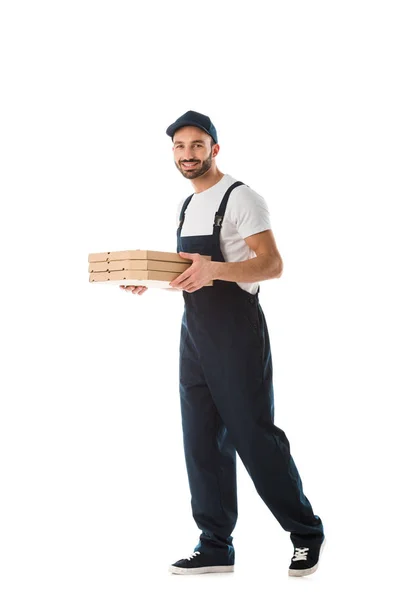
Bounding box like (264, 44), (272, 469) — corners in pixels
(89, 270), (213, 287)
(88, 250), (213, 288)
(88, 259), (188, 274)
(88, 249), (192, 264)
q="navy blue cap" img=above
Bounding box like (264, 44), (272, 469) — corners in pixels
(166, 110), (218, 144)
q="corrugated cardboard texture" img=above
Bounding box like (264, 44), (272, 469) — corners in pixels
(88, 250), (193, 263)
(88, 250), (213, 287)
(88, 259), (188, 273)
(89, 271), (213, 287)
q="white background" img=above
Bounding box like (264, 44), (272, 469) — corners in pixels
(1, 1), (399, 598)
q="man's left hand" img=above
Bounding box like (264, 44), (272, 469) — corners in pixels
(169, 252), (218, 293)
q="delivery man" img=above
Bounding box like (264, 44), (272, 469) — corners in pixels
(120, 110), (325, 578)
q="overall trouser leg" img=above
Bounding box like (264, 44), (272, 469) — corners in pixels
(179, 315), (238, 560)
(198, 301), (324, 549)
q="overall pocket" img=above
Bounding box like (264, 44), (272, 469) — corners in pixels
(242, 296), (263, 351)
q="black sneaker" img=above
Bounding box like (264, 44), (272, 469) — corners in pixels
(169, 551), (235, 575)
(288, 537), (326, 577)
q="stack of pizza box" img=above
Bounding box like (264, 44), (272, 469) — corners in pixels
(88, 249), (213, 288)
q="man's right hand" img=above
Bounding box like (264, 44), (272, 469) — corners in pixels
(119, 285), (148, 295)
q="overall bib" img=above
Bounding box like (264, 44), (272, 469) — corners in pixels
(177, 181), (324, 562)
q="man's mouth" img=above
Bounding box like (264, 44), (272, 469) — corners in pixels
(182, 162), (199, 169)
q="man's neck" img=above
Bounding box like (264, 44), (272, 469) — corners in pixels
(190, 168), (225, 194)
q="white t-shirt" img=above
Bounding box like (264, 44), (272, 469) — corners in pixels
(176, 173), (271, 295)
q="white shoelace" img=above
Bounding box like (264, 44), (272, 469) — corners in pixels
(185, 551), (201, 561)
(292, 547), (309, 562)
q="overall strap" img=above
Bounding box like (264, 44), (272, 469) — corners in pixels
(177, 194), (194, 231)
(177, 180), (246, 236)
(214, 181), (246, 227)
(211, 181), (246, 260)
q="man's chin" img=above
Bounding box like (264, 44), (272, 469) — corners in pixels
(180, 170), (200, 179)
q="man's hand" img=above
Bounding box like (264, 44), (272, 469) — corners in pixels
(119, 285), (148, 295)
(169, 252), (217, 293)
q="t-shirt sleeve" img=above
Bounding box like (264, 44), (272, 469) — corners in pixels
(229, 186), (272, 239)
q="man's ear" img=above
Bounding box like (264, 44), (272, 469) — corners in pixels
(212, 143), (220, 158)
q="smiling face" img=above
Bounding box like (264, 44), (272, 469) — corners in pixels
(172, 126), (219, 179)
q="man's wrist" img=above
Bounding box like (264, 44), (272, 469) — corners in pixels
(211, 261), (224, 280)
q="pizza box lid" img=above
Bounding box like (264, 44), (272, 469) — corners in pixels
(88, 249), (193, 264)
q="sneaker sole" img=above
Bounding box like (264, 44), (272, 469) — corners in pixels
(169, 564), (234, 575)
(288, 537), (326, 577)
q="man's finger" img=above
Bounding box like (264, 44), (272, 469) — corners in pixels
(172, 270), (192, 287)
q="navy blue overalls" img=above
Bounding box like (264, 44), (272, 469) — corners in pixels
(177, 181), (324, 563)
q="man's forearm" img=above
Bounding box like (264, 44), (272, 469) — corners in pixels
(212, 254), (283, 283)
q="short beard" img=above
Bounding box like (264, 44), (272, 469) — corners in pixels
(175, 149), (213, 179)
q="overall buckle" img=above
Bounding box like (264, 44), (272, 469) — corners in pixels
(214, 213), (223, 227)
